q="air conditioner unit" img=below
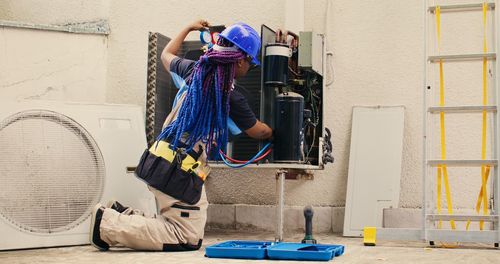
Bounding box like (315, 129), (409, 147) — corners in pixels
(0, 100), (156, 250)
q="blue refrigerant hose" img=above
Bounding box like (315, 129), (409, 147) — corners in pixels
(219, 142), (272, 168)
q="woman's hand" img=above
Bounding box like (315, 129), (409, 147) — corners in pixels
(161, 20), (210, 73)
(188, 19), (210, 31)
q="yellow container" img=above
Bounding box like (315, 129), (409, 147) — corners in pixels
(363, 226), (376, 246)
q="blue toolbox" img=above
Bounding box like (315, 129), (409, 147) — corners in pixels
(204, 240), (271, 260)
(205, 240), (345, 261)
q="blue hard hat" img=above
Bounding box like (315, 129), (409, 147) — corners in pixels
(219, 22), (261, 66)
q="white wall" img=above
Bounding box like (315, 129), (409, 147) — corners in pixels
(306, 0), (425, 208)
(1, 0), (494, 210)
(0, 0), (110, 24)
(0, 0), (110, 102)
(0, 27), (108, 102)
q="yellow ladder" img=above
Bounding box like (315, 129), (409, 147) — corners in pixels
(424, 1), (499, 246)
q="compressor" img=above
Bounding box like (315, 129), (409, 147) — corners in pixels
(273, 92), (304, 163)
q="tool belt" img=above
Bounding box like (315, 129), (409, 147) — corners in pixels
(135, 140), (209, 205)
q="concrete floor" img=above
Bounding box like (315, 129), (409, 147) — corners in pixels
(1, 231), (498, 264)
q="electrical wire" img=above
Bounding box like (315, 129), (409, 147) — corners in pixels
(325, 51), (335, 86)
(288, 65), (301, 78)
(307, 126), (316, 159)
(324, 0), (335, 86)
(218, 142), (272, 168)
(309, 86), (319, 126)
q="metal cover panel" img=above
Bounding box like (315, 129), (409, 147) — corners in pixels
(343, 106), (405, 237)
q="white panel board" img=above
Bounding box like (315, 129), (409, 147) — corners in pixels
(343, 106), (405, 237)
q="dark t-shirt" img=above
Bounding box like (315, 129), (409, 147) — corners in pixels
(169, 57), (257, 131)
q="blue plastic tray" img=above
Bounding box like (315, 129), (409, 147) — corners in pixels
(205, 240), (345, 261)
(205, 240), (273, 259)
(267, 243), (345, 261)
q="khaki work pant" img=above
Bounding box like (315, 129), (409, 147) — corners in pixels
(100, 186), (208, 251)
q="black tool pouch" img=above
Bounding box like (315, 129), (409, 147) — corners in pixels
(135, 149), (204, 205)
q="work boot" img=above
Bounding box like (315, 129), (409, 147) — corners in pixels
(89, 203), (109, 251)
(106, 200), (128, 213)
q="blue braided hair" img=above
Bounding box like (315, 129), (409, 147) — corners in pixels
(162, 39), (247, 154)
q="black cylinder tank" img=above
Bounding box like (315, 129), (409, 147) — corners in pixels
(274, 92), (304, 162)
(264, 43), (291, 86)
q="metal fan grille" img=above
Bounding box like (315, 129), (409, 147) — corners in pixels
(0, 110), (105, 233)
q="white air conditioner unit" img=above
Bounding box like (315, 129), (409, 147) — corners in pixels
(0, 100), (156, 250)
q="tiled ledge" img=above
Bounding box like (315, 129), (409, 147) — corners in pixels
(206, 204), (345, 234)
(207, 206), (493, 234)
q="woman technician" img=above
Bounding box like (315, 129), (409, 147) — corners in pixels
(89, 20), (272, 251)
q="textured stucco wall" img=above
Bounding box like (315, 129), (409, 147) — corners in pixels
(1, 0), (494, 210)
(0, 27), (108, 102)
(0, 0), (110, 101)
(308, 0), (425, 208)
(275, 0), (427, 208)
(0, 0), (110, 25)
